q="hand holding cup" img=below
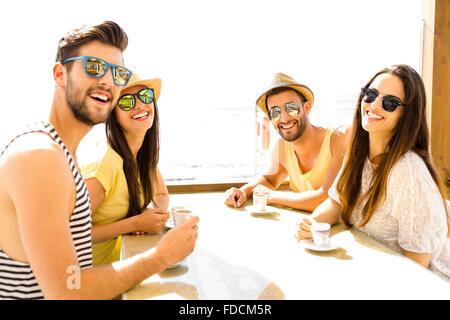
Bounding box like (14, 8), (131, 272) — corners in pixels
(296, 217), (314, 241)
(155, 214), (200, 269)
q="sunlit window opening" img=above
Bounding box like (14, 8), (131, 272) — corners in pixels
(0, 0), (422, 185)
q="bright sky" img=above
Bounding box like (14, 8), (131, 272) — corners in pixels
(0, 0), (422, 176)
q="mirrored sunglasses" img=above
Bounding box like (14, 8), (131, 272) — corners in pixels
(268, 103), (301, 121)
(118, 88), (155, 111)
(361, 87), (405, 112)
(62, 56), (132, 87)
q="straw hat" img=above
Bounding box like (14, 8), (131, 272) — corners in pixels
(122, 73), (162, 101)
(256, 72), (314, 114)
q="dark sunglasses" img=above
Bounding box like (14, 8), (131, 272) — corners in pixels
(62, 56), (132, 86)
(361, 87), (405, 112)
(118, 88), (155, 111)
(268, 103), (301, 121)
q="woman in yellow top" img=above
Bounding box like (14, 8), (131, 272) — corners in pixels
(81, 73), (169, 266)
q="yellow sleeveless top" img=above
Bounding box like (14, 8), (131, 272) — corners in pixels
(81, 147), (135, 266)
(285, 128), (333, 192)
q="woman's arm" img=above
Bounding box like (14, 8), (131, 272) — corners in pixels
(296, 197), (341, 240)
(403, 251), (431, 268)
(84, 177), (137, 243)
(150, 168), (169, 209)
(85, 177), (169, 242)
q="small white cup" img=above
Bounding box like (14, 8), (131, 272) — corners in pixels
(253, 191), (268, 211)
(170, 206), (186, 220)
(174, 208), (193, 226)
(311, 222), (330, 246)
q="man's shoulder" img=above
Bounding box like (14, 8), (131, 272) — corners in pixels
(330, 124), (351, 138)
(330, 124), (351, 143)
(1, 132), (68, 175)
(3, 131), (61, 157)
(329, 124), (351, 157)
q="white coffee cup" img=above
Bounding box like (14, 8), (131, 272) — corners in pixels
(174, 208), (193, 226)
(311, 222), (330, 246)
(170, 206), (186, 220)
(253, 191), (268, 211)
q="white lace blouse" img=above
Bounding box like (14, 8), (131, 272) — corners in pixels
(329, 151), (450, 281)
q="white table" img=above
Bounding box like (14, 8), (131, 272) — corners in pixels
(122, 192), (449, 299)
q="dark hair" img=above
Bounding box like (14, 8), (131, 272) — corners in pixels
(56, 21), (128, 70)
(105, 100), (160, 218)
(264, 87), (306, 113)
(336, 64), (449, 235)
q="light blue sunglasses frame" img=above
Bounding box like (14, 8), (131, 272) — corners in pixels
(62, 56), (132, 86)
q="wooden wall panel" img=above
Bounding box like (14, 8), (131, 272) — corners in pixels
(422, 0), (450, 198)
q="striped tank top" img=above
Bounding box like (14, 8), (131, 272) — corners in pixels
(0, 122), (92, 299)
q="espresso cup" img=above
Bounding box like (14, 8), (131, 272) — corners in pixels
(253, 191), (268, 211)
(311, 222), (330, 246)
(174, 209), (193, 226)
(170, 206), (186, 220)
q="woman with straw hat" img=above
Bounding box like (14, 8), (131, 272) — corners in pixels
(81, 73), (170, 266)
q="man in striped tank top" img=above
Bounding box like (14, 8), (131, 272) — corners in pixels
(0, 21), (199, 300)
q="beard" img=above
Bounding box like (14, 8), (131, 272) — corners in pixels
(276, 113), (307, 142)
(65, 77), (113, 126)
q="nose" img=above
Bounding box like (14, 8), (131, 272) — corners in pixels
(279, 107), (296, 122)
(370, 94), (384, 111)
(134, 99), (154, 113)
(99, 66), (116, 87)
(134, 98), (145, 110)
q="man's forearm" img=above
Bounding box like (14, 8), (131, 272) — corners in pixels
(240, 176), (276, 198)
(50, 248), (165, 300)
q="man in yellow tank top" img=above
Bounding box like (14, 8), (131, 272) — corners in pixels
(225, 73), (350, 212)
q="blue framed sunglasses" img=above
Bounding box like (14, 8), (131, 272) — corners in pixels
(62, 56), (132, 86)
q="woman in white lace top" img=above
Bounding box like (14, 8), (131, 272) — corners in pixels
(296, 64), (450, 281)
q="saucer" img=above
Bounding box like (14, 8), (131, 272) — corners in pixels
(301, 239), (338, 252)
(245, 205), (275, 214)
(165, 217), (174, 229)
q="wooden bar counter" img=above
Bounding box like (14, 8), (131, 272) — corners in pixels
(121, 192), (449, 299)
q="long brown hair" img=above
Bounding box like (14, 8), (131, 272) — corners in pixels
(336, 64), (449, 234)
(105, 100), (160, 218)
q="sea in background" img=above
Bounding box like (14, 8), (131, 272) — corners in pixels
(143, 97), (354, 184)
(156, 98), (355, 184)
(0, 98), (355, 185)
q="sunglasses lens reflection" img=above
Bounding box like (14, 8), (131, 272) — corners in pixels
(114, 67), (132, 86)
(118, 95), (135, 110)
(269, 107), (281, 120)
(269, 103), (300, 120)
(138, 89), (154, 104)
(285, 104), (300, 117)
(85, 58), (108, 77)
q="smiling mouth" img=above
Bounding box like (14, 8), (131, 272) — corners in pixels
(89, 92), (110, 104)
(132, 111), (149, 120)
(279, 121), (297, 130)
(366, 110), (384, 120)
